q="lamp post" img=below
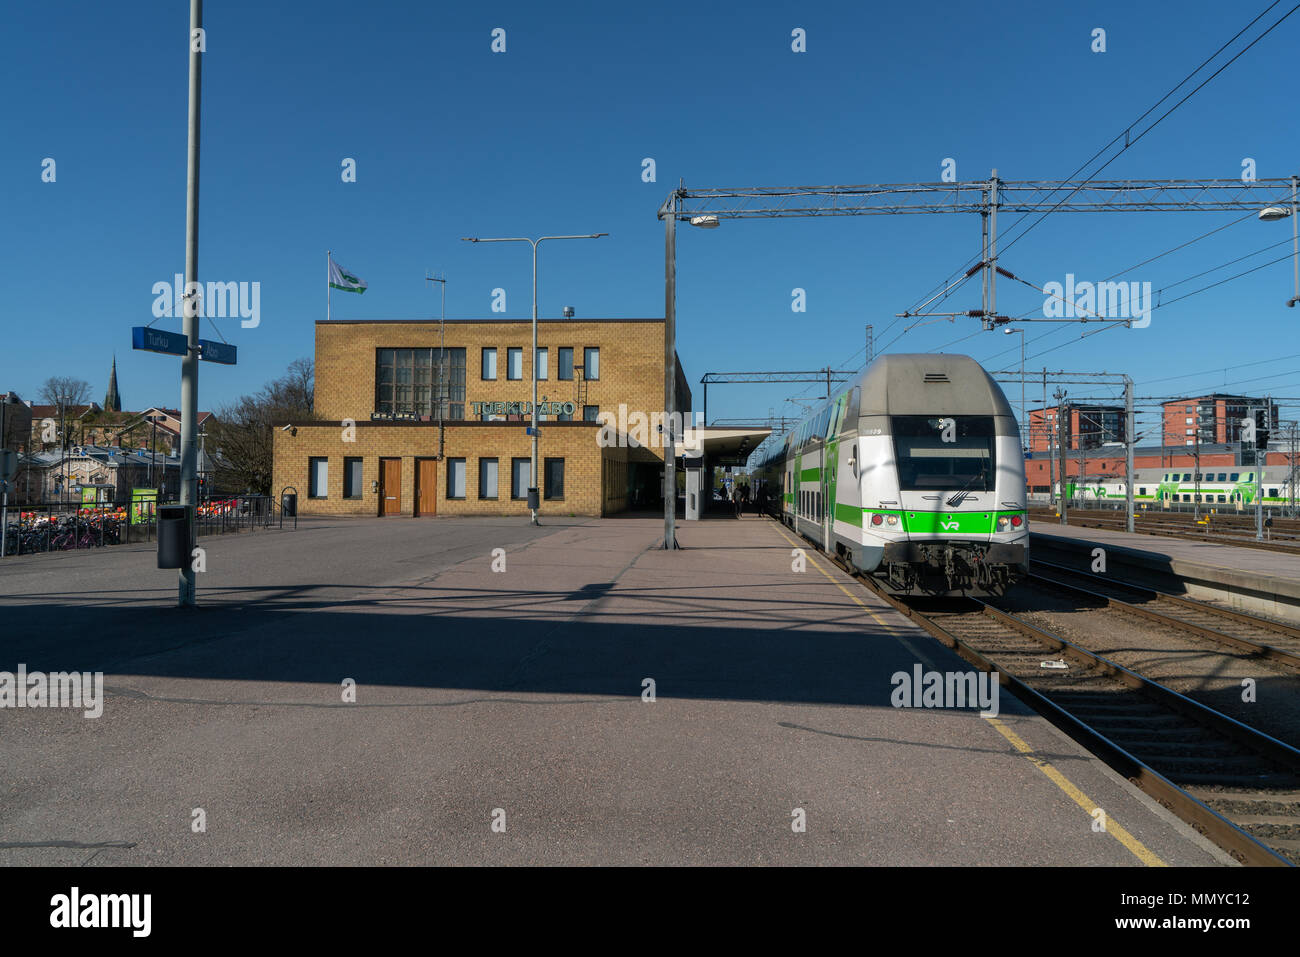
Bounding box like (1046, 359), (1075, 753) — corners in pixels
(659, 195), (719, 550)
(463, 233), (607, 525)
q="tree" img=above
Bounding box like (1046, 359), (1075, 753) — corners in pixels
(207, 359), (316, 494)
(39, 376), (92, 449)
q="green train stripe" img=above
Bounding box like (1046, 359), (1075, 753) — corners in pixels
(799, 467), (821, 482)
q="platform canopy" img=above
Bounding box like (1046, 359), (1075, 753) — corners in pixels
(679, 426), (772, 468)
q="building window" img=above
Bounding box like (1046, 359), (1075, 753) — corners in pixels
(309, 457), (328, 498)
(375, 347), (465, 419)
(583, 347), (599, 380)
(343, 457), (363, 499)
(544, 458), (565, 500)
(557, 408), (572, 422)
(481, 348), (497, 381)
(446, 458), (466, 499)
(536, 347), (548, 380)
(583, 405), (599, 422)
(507, 347), (523, 380)
(558, 347), (574, 380)
(511, 458), (531, 499)
(1185, 417), (1193, 425)
(479, 458), (498, 499)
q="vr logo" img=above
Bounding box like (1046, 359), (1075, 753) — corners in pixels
(941, 520), (959, 531)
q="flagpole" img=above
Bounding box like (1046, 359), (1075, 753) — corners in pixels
(326, 249), (331, 322)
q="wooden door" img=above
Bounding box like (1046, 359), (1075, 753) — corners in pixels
(379, 458), (402, 516)
(415, 458), (438, 517)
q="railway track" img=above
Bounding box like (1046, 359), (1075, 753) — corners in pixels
(821, 548), (1300, 866)
(1022, 560), (1300, 671)
(1028, 511), (1300, 553)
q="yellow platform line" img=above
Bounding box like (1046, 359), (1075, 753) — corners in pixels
(986, 717), (1166, 867)
(766, 519), (1167, 867)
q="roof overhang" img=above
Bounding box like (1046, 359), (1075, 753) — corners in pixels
(679, 426), (771, 466)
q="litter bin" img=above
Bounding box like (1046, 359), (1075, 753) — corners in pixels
(281, 492), (297, 518)
(527, 488), (539, 510)
(157, 505), (191, 569)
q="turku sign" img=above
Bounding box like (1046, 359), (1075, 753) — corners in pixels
(471, 400), (576, 416)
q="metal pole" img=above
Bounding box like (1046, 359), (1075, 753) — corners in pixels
(1292, 175), (1298, 306)
(1057, 390), (1068, 525)
(664, 197), (678, 549)
(988, 170), (999, 326)
(1124, 375), (1135, 532)
(1045, 369), (1053, 507)
(178, 0), (202, 606)
(1257, 403), (1265, 541)
(531, 239), (539, 526)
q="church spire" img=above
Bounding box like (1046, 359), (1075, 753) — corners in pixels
(104, 355), (122, 412)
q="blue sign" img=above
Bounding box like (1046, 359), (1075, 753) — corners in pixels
(132, 326), (188, 357)
(1024, 451), (1033, 459)
(525, 426), (539, 436)
(199, 339), (237, 365)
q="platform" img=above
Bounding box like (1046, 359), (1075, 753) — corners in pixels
(1031, 522), (1300, 623)
(0, 514), (1228, 865)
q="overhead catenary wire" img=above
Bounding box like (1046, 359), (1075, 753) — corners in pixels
(890, 0), (1298, 354)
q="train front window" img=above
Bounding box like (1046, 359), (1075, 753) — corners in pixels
(891, 415), (996, 491)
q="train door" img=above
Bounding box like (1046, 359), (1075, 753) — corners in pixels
(821, 439), (832, 552)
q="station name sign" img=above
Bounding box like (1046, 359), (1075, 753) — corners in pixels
(471, 401), (576, 416)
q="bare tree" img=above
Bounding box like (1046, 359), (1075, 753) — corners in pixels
(207, 359), (316, 494)
(39, 377), (92, 449)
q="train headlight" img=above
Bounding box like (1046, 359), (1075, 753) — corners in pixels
(996, 517), (1010, 531)
(870, 513), (883, 526)
(886, 515), (898, 526)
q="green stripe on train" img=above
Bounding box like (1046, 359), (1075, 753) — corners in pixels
(800, 467), (820, 482)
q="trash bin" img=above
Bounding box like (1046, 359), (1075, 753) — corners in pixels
(157, 505), (191, 569)
(281, 492), (297, 517)
(527, 488), (539, 510)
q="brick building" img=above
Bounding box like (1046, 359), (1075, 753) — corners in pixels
(272, 317), (691, 517)
(1159, 394), (1277, 446)
(1027, 404), (1126, 452)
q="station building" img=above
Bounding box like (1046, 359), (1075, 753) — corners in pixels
(272, 317), (692, 517)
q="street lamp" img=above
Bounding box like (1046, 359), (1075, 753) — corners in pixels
(1003, 326), (1026, 451)
(463, 233), (607, 526)
(1258, 175), (1299, 308)
(660, 196), (722, 549)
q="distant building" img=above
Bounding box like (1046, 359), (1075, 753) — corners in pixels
(1159, 394), (1278, 447)
(1028, 404), (1126, 452)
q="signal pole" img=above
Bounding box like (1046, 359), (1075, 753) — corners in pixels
(178, 0), (202, 607)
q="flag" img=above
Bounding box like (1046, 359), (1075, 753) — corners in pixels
(328, 256), (367, 294)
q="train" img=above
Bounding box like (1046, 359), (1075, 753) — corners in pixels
(1057, 468), (1297, 510)
(753, 353), (1028, 596)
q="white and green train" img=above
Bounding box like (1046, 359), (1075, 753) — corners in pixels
(1061, 468), (1297, 510)
(754, 354), (1029, 596)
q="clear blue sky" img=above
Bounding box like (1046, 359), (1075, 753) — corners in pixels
(2, 0), (1297, 436)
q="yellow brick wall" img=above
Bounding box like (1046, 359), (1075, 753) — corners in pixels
(273, 421), (632, 517)
(314, 319), (678, 439)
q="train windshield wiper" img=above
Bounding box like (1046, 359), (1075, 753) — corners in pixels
(946, 468), (986, 507)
